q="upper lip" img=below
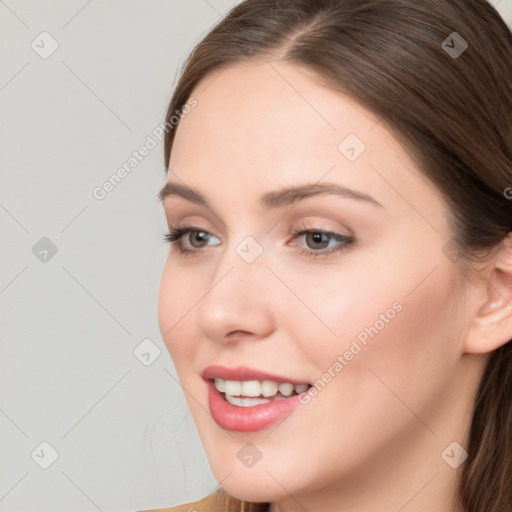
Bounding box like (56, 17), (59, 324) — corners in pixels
(201, 365), (310, 385)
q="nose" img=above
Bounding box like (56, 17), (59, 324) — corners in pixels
(196, 241), (276, 344)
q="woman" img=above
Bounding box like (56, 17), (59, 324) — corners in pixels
(146, 0), (512, 510)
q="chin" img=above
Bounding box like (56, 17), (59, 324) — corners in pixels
(217, 477), (285, 503)
(206, 450), (306, 503)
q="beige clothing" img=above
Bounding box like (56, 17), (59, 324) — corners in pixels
(139, 493), (217, 512)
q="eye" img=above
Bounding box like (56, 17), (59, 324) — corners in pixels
(163, 222), (355, 259)
(289, 225), (355, 258)
(163, 224), (220, 255)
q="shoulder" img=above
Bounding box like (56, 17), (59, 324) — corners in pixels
(138, 493), (218, 512)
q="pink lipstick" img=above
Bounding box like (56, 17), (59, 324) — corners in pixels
(202, 365), (311, 432)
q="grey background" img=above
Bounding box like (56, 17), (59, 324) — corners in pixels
(1, 1), (511, 511)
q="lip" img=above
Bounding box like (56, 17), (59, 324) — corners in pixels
(205, 379), (306, 432)
(201, 365), (311, 432)
(201, 365), (310, 385)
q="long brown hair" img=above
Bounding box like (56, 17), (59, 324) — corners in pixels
(162, 1), (512, 510)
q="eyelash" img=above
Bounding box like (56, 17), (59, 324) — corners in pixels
(163, 222), (355, 259)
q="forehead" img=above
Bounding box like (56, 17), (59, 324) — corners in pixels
(167, 60), (447, 224)
(173, 60), (379, 166)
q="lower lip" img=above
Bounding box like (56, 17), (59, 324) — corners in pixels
(206, 380), (305, 432)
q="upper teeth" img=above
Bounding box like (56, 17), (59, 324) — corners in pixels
(214, 378), (309, 397)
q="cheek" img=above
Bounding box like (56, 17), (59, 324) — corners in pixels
(157, 260), (200, 363)
(250, 263), (463, 491)
(323, 269), (460, 425)
(286, 240), (461, 412)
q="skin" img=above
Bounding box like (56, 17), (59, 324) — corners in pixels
(158, 59), (512, 512)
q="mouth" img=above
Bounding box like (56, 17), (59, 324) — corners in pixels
(212, 377), (311, 407)
(201, 365), (313, 431)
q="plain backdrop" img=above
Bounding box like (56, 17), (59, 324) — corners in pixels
(1, 1), (511, 511)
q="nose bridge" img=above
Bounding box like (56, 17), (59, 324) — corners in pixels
(213, 232), (269, 289)
(196, 233), (276, 341)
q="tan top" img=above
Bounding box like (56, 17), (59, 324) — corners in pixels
(139, 493), (217, 512)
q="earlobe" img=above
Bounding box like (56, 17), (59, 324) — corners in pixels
(464, 233), (512, 354)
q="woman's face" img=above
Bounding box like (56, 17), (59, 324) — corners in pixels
(158, 60), (479, 504)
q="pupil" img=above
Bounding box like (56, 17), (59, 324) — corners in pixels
(308, 232), (328, 249)
(191, 231), (208, 247)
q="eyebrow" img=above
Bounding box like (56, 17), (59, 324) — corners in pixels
(158, 181), (383, 209)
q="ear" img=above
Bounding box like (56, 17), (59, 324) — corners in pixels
(464, 233), (512, 354)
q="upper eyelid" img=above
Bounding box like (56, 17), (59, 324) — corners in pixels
(166, 213), (352, 232)
(163, 201), (357, 232)
(170, 223), (347, 235)
(165, 214), (227, 237)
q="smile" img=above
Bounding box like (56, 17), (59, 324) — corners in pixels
(215, 378), (310, 406)
(202, 365), (312, 431)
